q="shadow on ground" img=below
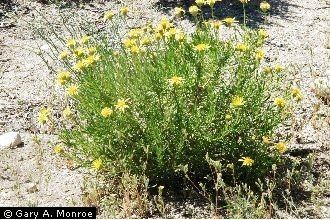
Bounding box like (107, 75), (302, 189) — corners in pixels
(155, 0), (300, 28)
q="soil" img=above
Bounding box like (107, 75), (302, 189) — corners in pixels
(0, 0), (329, 217)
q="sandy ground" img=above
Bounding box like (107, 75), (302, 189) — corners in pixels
(0, 0), (329, 217)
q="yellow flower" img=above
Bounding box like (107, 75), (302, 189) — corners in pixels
(80, 35), (90, 45)
(240, 0), (250, 4)
(193, 43), (210, 52)
(140, 36), (152, 45)
(54, 145), (64, 154)
(189, 5), (200, 17)
(59, 50), (70, 60)
(122, 38), (136, 48)
(155, 32), (163, 41)
(67, 85), (79, 96)
(120, 6), (129, 16)
(291, 87), (303, 101)
(168, 76), (184, 86)
(239, 156), (254, 166)
(274, 97), (286, 108)
(101, 107), (113, 118)
(128, 28), (144, 38)
(63, 106), (72, 118)
(175, 31), (186, 42)
(174, 7), (185, 17)
(262, 136), (270, 144)
(222, 17), (239, 27)
(255, 49), (265, 60)
(115, 99), (129, 112)
(74, 47), (85, 57)
(274, 64), (284, 73)
(211, 20), (221, 30)
(159, 17), (172, 30)
(87, 47), (97, 55)
(258, 29), (268, 38)
(57, 70), (71, 85)
(104, 11), (115, 21)
(130, 45), (140, 54)
(38, 107), (50, 124)
(206, 0), (217, 7)
(66, 38), (76, 48)
(225, 114), (232, 121)
(113, 51), (120, 56)
(195, 0), (205, 7)
(73, 60), (87, 71)
(231, 96), (245, 107)
(92, 158), (103, 171)
(275, 142), (287, 154)
(164, 28), (178, 38)
(260, 1), (271, 12)
(235, 43), (248, 52)
(85, 55), (100, 66)
(263, 66), (272, 74)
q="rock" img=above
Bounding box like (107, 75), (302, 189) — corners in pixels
(26, 183), (39, 194)
(0, 132), (22, 148)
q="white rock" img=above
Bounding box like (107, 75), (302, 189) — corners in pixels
(0, 132), (22, 148)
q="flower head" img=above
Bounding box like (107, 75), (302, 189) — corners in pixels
(225, 114), (232, 121)
(291, 87), (303, 101)
(141, 36), (152, 45)
(189, 5), (200, 17)
(63, 106), (72, 119)
(67, 85), (79, 96)
(195, 0), (206, 7)
(115, 99), (129, 112)
(74, 47), (85, 57)
(158, 17), (172, 30)
(38, 107), (50, 124)
(80, 35), (90, 45)
(122, 38), (136, 49)
(66, 38), (76, 48)
(258, 29), (268, 38)
(73, 60), (87, 71)
(57, 70), (71, 85)
(174, 7), (185, 17)
(175, 31), (186, 42)
(54, 145), (64, 154)
(104, 11), (115, 21)
(92, 158), (103, 171)
(120, 6), (129, 16)
(274, 97), (286, 108)
(274, 64), (284, 73)
(262, 136), (271, 144)
(59, 50), (70, 60)
(255, 49), (265, 60)
(206, 0), (217, 7)
(222, 17), (239, 27)
(211, 20), (222, 29)
(239, 156), (254, 166)
(275, 142), (287, 154)
(168, 76), (184, 87)
(235, 43), (248, 52)
(231, 96), (245, 107)
(84, 55), (100, 66)
(193, 43), (210, 52)
(263, 66), (272, 74)
(101, 107), (113, 118)
(128, 28), (144, 38)
(240, 0), (250, 4)
(87, 47), (97, 55)
(260, 1), (271, 12)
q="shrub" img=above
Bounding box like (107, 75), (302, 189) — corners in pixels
(38, 4), (300, 186)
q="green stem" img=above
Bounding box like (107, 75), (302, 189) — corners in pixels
(243, 4), (246, 26)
